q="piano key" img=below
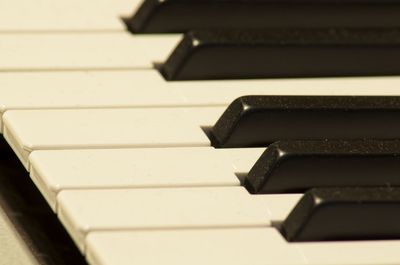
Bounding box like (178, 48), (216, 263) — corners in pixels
(246, 140), (400, 194)
(29, 147), (264, 211)
(86, 230), (400, 265)
(126, 0), (400, 33)
(0, 33), (180, 71)
(295, 240), (400, 264)
(282, 187), (400, 242)
(211, 95), (400, 148)
(2, 107), (224, 169)
(0, 0), (140, 31)
(2, 70), (400, 121)
(162, 29), (400, 80)
(86, 228), (306, 265)
(56, 187), (300, 252)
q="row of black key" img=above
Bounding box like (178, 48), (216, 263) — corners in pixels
(123, 0), (400, 80)
(162, 28), (400, 80)
(125, 0), (400, 33)
(120, 0), (400, 248)
(208, 96), (400, 242)
(120, 0), (400, 244)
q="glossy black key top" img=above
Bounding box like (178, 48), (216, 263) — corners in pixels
(281, 187), (400, 242)
(161, 29), (400, 80)
(246, 140), (400, 194)
(211, 96), (400, 148)
(126, 0), (400, 33)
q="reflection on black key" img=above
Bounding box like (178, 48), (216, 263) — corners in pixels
(161, 29), (400, 80)
(126, 0), (400, 33)
(282, 187), (400, 242)
(246, 140), (400, 194)
(211, 96), (400, 148)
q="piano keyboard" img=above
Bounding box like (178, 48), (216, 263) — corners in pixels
(3, 0), (400, 264)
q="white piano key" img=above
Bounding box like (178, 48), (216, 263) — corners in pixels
(0, 33), (180, 71)
(0, 71), (183, 114)
(28, 147), (265, 211)
(261, 194), (303, 223)
(177, 75), (400, 105)
(56, 187), (280, 252)
(2, 71), (400, 118)
(88, 228), (400, 265)
(0, 0), (141, 31)
(2, 107), (224, 169)
(85, 228), (306, 265)
(294, 240), (400, 264)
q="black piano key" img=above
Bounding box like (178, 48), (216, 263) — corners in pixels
(281, 187), (400, 242)
(246, 140), (400, 194)
(161, 29), (400, 80)
(211, 96), (400, 148)
(125, 0), (400, 33)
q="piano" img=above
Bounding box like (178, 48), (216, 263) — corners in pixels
(3, 0), (400, 264)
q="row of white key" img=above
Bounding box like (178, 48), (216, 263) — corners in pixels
(25, 147), (400, 264)
(0, 120), (398, 265)
(1, 92), (397, 258)
(22, 145), (400, 264)
(29, 147), (264, 211)
(64, 188), (400, 265)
